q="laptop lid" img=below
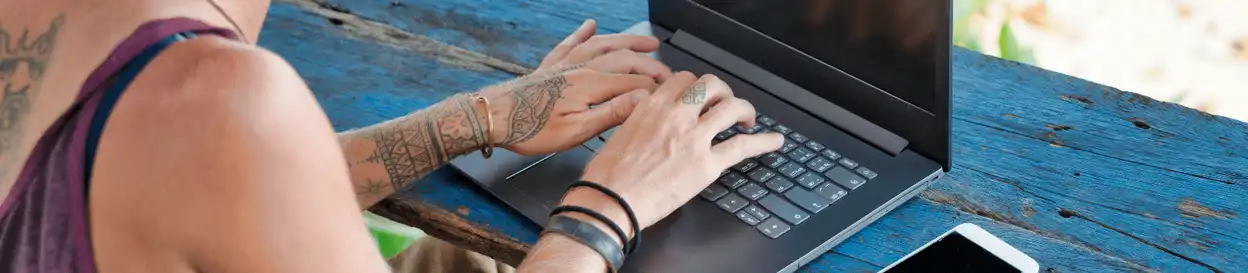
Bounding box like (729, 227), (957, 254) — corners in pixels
(650, 0), (952, 170)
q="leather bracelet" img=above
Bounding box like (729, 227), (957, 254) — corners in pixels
(550, 206), (629, 252)
(542, 214), (626, 273)
(569, 181), (642, 254)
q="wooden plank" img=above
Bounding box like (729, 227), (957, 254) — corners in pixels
(258, 0), (1248, 271)
(316, 0), (648, 68)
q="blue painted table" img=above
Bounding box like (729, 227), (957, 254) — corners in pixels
(259, 0), (1246, 271)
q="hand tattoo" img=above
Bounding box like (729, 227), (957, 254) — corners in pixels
(500, 72), (570, 145)
(0, 15), (65, 186)
(681, 81), (707, 105)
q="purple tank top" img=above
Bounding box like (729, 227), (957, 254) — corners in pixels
(0, 18), (236, 272)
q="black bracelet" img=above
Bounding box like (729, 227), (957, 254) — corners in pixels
(550, 205), (630, 254)
(568, 181), (641, 255)
(542, 215), (625, 272)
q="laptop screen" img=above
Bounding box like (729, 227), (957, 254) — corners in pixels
(691, 0), (942, 113)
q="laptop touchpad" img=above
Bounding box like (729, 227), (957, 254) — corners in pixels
(497, 146), (596, 226)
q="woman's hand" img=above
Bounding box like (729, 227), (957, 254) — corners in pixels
(479, 20), (673, 155)
(563, 72), (784, 233)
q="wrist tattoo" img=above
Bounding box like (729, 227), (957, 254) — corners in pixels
(681, 81), (707, 105)
(354, 95), (490, 195)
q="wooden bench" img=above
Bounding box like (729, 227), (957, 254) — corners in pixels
(260, 0), (1247, 271)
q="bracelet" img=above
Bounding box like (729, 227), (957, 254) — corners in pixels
(550, 206), (629, 251)
(568, 181), (641, 255)
(542, 215), (626, 273)
(472, 95), (494, 159)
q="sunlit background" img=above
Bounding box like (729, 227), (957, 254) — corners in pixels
(957, 0), (1248, 121)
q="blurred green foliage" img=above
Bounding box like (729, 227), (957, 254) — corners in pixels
(953, 0), (1035, 64)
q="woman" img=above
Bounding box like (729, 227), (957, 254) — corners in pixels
(0, 0), (782, 272)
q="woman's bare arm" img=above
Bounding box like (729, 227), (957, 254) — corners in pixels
(338, 20), (671, 209)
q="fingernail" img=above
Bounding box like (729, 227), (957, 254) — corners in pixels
(582, 19), (595, 28)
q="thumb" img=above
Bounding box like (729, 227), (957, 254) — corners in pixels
(581, 89), (649, 133)
(711, 133), (784, 168)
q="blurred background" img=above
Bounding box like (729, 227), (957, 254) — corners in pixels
(956, 0), (1248, 121)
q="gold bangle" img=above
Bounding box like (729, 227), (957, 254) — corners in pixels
(474, 95), (495, 159)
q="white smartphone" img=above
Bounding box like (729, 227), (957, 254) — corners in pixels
(880, 223), (1040, 273)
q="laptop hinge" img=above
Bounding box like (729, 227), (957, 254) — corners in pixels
(669, 30), (908, 156)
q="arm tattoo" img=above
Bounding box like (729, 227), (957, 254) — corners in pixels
(680, 81), (707, 105)
(340, 94), (489, 206)
(339, 67), (575, 207)
(0, 15), (65, 186)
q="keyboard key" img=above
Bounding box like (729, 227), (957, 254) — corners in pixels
(806, 157), (835, 172)
(764, 177), (796, 193)
(805, 141), (826, 151)
(777, 162), (807, 178)
(820, 149), (842, 160)
(795, 172), (827, 189)
(716, 193), (749, 213)
(756, 127), (773, 134)
(856, 167), (878, 179)
(715, 129), (736, 141)
(747, 168), (777, 183)
(737, 183), (769, 200)
(780, 138), (799, 153)
(744, 205), (771, 221)
(784, 188), (831, 213)
(700, 184), (730, 201)
(773, 124), (793, 135)
(825, 167), (868, 190)
(718, 172), (750, 189)
(720, 169), (730, 177)
(785, 148), (816, 163)
(815, 183), (848, 202)
(736, 211), (761, 225)
(733, 159), (760, 173)
(759, 195), (810, 225)
(758, 152), (789, 168)
(838, 158), (859, 169)
(757, 217), (791, 239)
(735, 124), (764, 134)
(757, 115), (778, 126)
(789, 133), (809, 143)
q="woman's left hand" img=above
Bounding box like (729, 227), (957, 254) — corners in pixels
(479, 19), (673, 155)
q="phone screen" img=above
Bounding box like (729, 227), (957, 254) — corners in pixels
(883, 232), (1021, 273)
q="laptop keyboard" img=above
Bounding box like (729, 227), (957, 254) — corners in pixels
(701, 114), (877, 239)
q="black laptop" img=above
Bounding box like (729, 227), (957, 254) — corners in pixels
(451, 0), (951, 272)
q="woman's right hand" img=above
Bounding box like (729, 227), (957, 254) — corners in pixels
(560, 72), (784, 237)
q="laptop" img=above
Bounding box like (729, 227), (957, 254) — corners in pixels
(451, 0), (951, 272)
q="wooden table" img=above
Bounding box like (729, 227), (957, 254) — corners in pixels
(260, 0), (1247, 271)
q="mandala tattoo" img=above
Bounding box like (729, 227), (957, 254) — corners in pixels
(681, 81), (707, 105)
(500, 73), (569, 144)
(0, 15), (65, 185)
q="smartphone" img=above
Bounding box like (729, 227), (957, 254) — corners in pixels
(880, 223), (1040, 273)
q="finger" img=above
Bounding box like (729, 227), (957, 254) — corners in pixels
(573, 72), (658, 105)
(578, 90), (650, 133)
(586, 49), (673, 83)
(711, 133), (784, 168)
(676, 74), (734, 113)
(655, 71), (698, 101)
(696, 97), (757, 139)
(540, 19), (597, 68)
(562, 34), (661, 64)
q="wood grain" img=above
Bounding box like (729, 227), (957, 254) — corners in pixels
(258, 0), (1247, 271)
